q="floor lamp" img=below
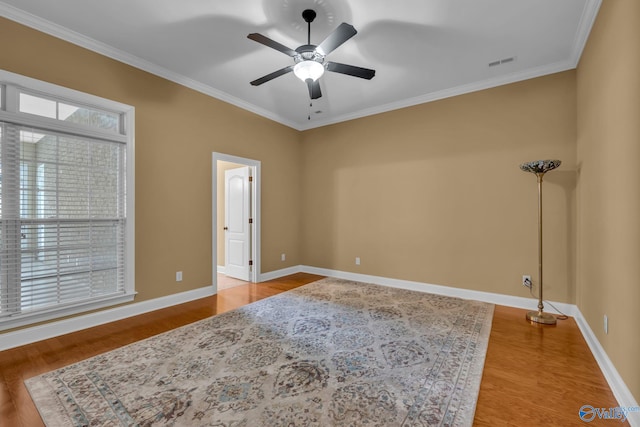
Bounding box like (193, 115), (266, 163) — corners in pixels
(520, 159), (561, 325)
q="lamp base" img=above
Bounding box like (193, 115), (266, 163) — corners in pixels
(526, 310), (557, 325)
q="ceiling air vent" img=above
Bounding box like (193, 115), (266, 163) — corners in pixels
(489, 56), (516, 67)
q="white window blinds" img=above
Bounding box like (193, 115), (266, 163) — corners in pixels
(0, 71), (135, 329)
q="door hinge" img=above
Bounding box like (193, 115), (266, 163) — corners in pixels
(249, 218), (253, 224)
(249, 260), (253, 266)
(249, 176), (253, 182)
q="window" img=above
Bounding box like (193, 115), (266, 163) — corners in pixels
(0, 70), (135, 330)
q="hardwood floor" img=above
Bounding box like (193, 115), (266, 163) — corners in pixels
(474, 305), (626, 426)
(0, 273), (625, 426)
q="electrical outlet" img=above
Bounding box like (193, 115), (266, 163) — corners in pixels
(355, 257), (361, 265)
(281, 253), (286, 261)
(604, 314), (608, 334)
(176, 271), (182, 282)
(522, 275), (532, 288)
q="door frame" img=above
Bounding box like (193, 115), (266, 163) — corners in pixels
(212, 153), (261, 291)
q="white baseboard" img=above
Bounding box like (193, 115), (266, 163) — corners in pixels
(258, 265), (303, 282)
(573, 308), (640, 426)
(0, 267), (300, 352)
(3, 263), (636, 424)
(300, 265), (637, 422)
(300, 265), (577, 316)
(0, 285), (215, 352)
(216, 265), (226, 274)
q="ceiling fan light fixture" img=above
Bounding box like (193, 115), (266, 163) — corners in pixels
(248, 9), (374, 100)
(293, 60), (325, 82)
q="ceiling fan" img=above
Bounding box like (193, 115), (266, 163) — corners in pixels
(247, 9), (375, 100)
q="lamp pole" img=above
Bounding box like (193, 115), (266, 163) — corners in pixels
(520, 160), (561, 325)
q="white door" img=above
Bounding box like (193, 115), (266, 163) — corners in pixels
(224, 166), (251, 281)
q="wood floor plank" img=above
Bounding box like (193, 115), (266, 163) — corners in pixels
(474, 305), (626, 426)
(0, 274), (627, 426)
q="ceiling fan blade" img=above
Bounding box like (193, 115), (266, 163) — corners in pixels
(306, 79), (322, 99)
(316, 23), (357, 56)
(326, 62), (376, 80)
(250, 65), (294, 86)
(247, 33), (298, 57)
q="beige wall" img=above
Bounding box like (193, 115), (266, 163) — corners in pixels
(576, 0), (640, 402)
(0, 17), (302, 318)
(301, 72), (577, 302)
(2, 6), (638, 403)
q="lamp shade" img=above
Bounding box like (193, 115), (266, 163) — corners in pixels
(520, 159), (561, 175)
(293, 60), (325, 82)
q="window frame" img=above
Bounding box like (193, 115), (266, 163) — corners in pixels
(0, 70), (135, 330)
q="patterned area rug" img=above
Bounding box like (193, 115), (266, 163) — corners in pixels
(26, 278), (494, 426)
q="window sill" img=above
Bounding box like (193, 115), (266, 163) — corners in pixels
(0, 292), (136, 332)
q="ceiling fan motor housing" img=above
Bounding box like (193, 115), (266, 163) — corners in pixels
(294, 45), (325, 65)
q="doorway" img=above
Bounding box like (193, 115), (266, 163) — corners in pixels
(212, 153), (261, 292)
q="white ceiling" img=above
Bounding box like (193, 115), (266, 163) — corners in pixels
(1, 0), (601, 130)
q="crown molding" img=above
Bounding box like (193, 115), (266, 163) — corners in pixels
(300, 0), (603, 130)
(1, 0), (603, 132)
(570, 0), (603, 66)
(0, 2), (300, 130)
(299, 59), (578, 130)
